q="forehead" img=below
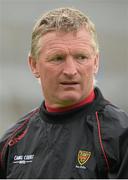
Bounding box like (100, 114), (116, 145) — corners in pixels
(38, 29), (93, 51)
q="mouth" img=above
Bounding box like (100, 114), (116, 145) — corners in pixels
(60, 82), (79, 86)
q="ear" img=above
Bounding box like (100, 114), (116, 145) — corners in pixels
(93, 53), (99, 75)
(28, 54), (40, 78)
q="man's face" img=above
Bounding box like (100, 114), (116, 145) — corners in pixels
(29, 29), (99, 108)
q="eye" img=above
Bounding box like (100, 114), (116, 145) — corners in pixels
(74, 54), (89, 62)
(53, 55), (64, 62)
(47, 55), (65, 64)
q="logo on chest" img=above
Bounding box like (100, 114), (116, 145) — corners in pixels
(76, 150), (91, 169)
(12, 154), (34, 164)
(78, 150), (91, 165)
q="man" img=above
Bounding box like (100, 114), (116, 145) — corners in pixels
(0, 7), (128, 179)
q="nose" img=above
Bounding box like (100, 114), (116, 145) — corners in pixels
(63, 56), (77, 77)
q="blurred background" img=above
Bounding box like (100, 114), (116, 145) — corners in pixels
(0, 0), (128, 136)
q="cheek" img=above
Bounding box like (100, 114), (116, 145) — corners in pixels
(82, 64), (95, 78)
(39, 65), (58, 87)
(39, 72), (55, 97)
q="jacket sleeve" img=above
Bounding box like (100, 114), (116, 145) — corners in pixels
(0, 109), (38, 178)
(0, 119), (27, 178)
(107, 128), (128, 178)
(102, 105), (128, 178)
(116, 128), (128, 178)
(0, 134), (8, 178)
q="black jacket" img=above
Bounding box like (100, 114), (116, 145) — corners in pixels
(0, 88), (128, 179)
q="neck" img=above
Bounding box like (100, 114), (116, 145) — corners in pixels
(45, 90), (95, 113)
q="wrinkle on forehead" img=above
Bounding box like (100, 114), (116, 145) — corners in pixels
(38, 29), (94, 56)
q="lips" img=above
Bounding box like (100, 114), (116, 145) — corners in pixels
(60, 81), (79, 85)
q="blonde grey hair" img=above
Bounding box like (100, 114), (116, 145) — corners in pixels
(30, 7), (99, 60)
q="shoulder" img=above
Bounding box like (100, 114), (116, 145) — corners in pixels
(103, 103), (128, 128)
(0, 107), (40, 174)
(94, 87), (128, 130)
(97, 103), (128, 144)
(0, 107), (40, 149)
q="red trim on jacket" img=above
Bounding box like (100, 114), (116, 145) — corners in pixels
(95, 111), (110, 171)
(0, 108), (39, 170)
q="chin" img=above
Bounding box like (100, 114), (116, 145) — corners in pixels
(59, 94), (82, 105)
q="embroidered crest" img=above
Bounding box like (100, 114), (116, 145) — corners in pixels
(78, 150), (91, 165)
